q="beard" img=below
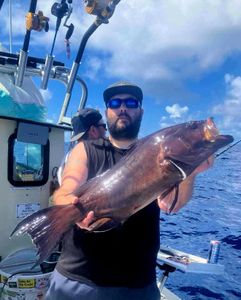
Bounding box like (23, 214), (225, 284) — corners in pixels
(107, 112), (142, 140)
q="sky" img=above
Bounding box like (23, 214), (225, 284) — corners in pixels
(1, 0), (241, 139)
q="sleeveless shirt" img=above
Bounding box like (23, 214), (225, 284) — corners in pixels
(56, 138), (160, 288)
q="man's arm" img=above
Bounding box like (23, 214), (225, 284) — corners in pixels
(53, 142), (88, 205)
(158, 156), (214, 213)
(53, 142), (94, 228)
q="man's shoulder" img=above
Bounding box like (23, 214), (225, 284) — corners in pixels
(84, 137), (112, 149)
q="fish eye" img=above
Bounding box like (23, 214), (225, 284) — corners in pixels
(189, 122), (198, 130)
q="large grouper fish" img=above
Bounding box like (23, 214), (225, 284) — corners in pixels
(11, 118), (233, 264)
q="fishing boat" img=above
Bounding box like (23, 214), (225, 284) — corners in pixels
(0, 1), (225, 299)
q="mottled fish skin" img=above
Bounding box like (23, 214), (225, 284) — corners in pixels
(10, 118), (233, 265)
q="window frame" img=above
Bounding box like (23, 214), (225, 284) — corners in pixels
(8, 132), (50, 187)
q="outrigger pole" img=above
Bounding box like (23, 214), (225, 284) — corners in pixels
(15, 0), (37, 87)
(58, 0), (121, 124)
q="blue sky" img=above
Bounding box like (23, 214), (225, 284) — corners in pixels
(1, 0), (241, 139)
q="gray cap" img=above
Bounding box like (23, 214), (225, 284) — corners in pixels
(70, 108), (102, 142)
(103, 81), (143, 104)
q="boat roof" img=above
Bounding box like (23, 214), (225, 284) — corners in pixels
(0, 114), (72, 131)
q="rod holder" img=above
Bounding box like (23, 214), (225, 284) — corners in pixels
(66, 62), (79, 93)
(15, 49), (28, 87)
(41, 55), (54, 90)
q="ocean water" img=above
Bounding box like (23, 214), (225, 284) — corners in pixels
(159, 145), (241, 299)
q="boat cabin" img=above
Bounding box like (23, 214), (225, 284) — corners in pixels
(0, 115), (71, 259)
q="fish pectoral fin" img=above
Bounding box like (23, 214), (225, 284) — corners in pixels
(88, 217), (119, 232)
(158, 185), (179, 214)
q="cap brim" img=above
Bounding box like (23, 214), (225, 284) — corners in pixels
(70, 131), (86, 142)
(103, 85), (143, 103)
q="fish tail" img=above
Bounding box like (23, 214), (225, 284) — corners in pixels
(10, 204), (81, 265)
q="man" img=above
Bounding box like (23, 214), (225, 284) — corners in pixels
(46, 81), (212, 300)
(70, 108), (107, 142)
(57, 108), (107, 185)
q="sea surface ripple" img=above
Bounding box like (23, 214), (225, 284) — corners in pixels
(159, 145), (241, 299)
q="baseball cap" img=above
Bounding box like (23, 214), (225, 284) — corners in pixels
(70, 108), (102, 142)
(103, 81), (143, 105)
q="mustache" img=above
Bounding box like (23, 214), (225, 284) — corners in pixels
(117, 112), (131, 121)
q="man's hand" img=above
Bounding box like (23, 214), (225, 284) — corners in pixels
(193, 155), (214, 175)
(72, 198), (95, 230)
(157, 155), (214, 213)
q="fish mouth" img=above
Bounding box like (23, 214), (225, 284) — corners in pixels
(204, 118), (219, 142)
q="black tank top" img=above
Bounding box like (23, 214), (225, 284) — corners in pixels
(56, 138), (160, 288)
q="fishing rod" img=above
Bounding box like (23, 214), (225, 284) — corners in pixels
(15, 0), (49, 87)
(58, 0), (121, 124)
(215, 138), (241, 158)
(41, 0), (73, 89)
(15, 0), (37, 87)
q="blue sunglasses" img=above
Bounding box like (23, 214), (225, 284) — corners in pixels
(106, 98), (140, 109)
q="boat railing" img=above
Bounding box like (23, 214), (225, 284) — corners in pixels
(156, 245), (225, 298)
(0, 57), (88, 126)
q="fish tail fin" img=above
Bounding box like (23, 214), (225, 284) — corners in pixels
(10, 204), (81, 265)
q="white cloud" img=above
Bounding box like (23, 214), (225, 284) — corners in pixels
(212, 74), (241, 137)
(156, 102), (205, 131)
(84, 0), (241, 99)
(39, 88), (52, 102)
(165, 103), (189, 119)
(2, 1), (241, 103)
(84, 57), (104, 80)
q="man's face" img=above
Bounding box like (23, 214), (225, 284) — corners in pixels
(95, 120), (107, 138)
(86, 119), (107, 140)
(105, 93), (143, 140)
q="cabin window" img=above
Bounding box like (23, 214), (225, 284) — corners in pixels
(8, 133), (49, 187)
